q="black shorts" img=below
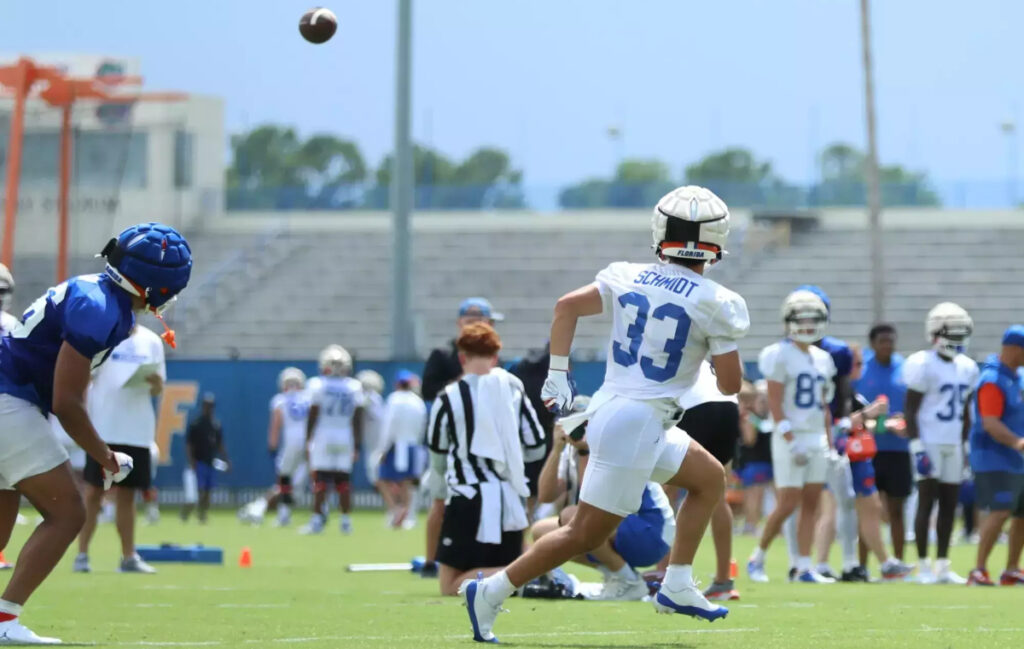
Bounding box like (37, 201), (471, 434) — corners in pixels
(524, 459), (544, 499)
(680, 401), (740, 466)
(872, 451), (913, 499)
(975, 471), (1024, 517)
(436, 493), (522, 572)
(84, 444), (152, 490)
(313, 471), (350, 485)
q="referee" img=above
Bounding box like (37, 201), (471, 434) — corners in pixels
(427, 322), (545, 596)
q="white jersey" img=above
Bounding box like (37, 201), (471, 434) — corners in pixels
(308, 375), (365, 439)
(361, 391), (385, 454)
(758, 339), (836, 436)
(595, 262), (749, 400)
(87, 325), (165, 447)
(379, 390), (427, 450)
(679, 360), (738, 409)
(902, 350), (979, 445)
(270, 389), (311, 448)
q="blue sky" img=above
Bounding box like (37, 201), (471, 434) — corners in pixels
(3, 0), (1022, 190)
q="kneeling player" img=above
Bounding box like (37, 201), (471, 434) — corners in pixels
(748, 290), (835, 584)
(302, 346), (364, 535)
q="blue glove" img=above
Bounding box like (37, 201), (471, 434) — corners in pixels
(910, 439), (932, 477)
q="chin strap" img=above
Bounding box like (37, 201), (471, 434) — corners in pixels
(153, 311), (177, 349)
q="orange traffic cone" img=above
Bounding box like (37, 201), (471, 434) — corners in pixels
(729, 558), (738, 579)
(239, 547), (252, 568)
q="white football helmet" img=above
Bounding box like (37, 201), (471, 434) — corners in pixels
(781, 290), (829, 344)
(0, 263), (13, 313)
(277, 367), (306, 392)
(318, 344), (353, 376)
(356, 369), (384, 395)
(926, 302), (973, 359)
(651, 185), (730, 264)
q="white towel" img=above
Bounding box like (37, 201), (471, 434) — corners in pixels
(475, 480), (529, 544)
(470, 368), (529, 498)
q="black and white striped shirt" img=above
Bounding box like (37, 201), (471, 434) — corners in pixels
(427, 372), (546, 488)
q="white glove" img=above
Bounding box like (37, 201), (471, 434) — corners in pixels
(786, 437), (809, 467)
(826, 448), (843, 472)
(542, 357), (576, 416)
(102, 451), (134, 490)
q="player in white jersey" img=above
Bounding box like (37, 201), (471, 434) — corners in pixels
(904, 302), (979, 583)
(460, 186), (749, 642)
(301, 345), (365, 535)
(375, 371), (427, 529)
(747, 290), (837, 584)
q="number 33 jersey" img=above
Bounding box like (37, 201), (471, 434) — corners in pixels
(758, 340), (836, 435)
(595, 262), (749, 400)
(902, 350), (979, 445)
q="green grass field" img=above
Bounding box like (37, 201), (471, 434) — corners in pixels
(4, 508), (1022, 648)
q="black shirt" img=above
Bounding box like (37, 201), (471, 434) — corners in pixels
(510, 344), (555, 442)
(421, 340), (462, 404)
(187, 414), (223, 464)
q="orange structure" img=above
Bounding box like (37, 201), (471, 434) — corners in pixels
(0, 56), (183, 281)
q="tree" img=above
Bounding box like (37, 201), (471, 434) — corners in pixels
(684, 147), (796, 207)
(559, 158), (673, 208)
(813, 142), (939, 206)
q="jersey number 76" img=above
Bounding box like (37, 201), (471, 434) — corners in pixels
(612, 291), (691, 383)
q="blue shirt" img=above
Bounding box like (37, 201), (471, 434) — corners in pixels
(0, 274), (135, 413)
(817, 335), (853, 418)
(855, 350), (908, 451)
(969, 357), (1024, 474)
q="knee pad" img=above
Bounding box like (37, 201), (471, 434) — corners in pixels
(336, 480), (351, 497)
(313, 476), (329, 494)
(277, 476), (293, 494)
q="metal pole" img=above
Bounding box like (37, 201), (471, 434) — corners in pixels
(57, 103), (72, 283)
(1002, 121), (1017, 207)
(860, 0), (884, 323)
(391, 0), (415, 359)
(2, 59), (30, 269)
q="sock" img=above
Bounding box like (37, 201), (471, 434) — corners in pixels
(0, 599), (21, 621)
(837, 502), (858, 569)
(663, 564), (694, 590)
(783, 513), (799, 567)
(612, 564), (636, 581)
(816, 562), (832, 574)
(843, 559), (860, 572)
(342, 514), (352, 523)
(750, 547), (766, 563)
(935, 558), (950, 573)
(482, 570), (516, 605)
(796, 556), (811, 572)
(595, 564), (614, 579)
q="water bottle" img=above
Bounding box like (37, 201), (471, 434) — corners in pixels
(874, 394), (889, 435)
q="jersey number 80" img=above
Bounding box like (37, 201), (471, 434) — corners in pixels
(612, 291), (691, 383)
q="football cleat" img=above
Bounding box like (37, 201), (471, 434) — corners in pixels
(299, 514), (325, 535)
(72, 554), (90, 574)
(788, 567), (798, 582)
(703, 580), (740, 601)
(999, 569), (1024, 586)
(841, 566), (870, 582)
(420, 561), (439, 579)
(597, 575), (649, 601)
(816, 566), (839, 581)
(746, 559), (769, 583)
(796, 570), (835, 584)
(881, 561), (914, 581)
(459, 576), (503, 643)
(0, 619), (61, 645)
(119, 554), (157, 574)
(967, 569), (995, 586)
(340, 516), (353, 535)
(653, 581), (729, 621)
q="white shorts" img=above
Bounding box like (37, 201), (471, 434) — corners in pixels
(309, 433), (354, 473)
(578, 396), (691, 517)
(276, 441), (307, 477)
(918, 442), (963, 484)
(0, 394), (70, 489)
(771, 432), (828, 489)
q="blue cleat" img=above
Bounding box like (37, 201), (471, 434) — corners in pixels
(652, 584), (729, 622)
(459, 576), (501, 643)
(747, 559), (769, 583)
(796, 569), (836, 584)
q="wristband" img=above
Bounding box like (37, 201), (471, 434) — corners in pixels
(549, 355), (570, 371)
(836, 417), (852, 432)
(909, 438), (924, 454)
(775, 419), (792, 436)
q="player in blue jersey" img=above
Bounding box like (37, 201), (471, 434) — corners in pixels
(0, 223), (191, 644)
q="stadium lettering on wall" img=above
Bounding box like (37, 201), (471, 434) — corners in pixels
(154, 381), (199, 464)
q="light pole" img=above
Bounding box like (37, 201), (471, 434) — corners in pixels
(860, 0), (884, 323)
(391, 0), (415, 360)
(1000, 120), (1017, 207)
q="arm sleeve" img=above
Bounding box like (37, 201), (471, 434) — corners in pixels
(707, 293), (751, 356)
(426, 394), (451, 453)
(977, 383), (1005, 419)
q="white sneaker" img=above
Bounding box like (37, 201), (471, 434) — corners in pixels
(299, 515), (325, 535)
(119, 554), (157, 574)
(746, 559), (769, 583)
(597, 575), (649, 601)
(72, 554), (90, 574)
(459, 577), (503, 643)
(795, 570), (836, 584)
(934, 560), (966, 585)
(917, 559), (936, 584)
(145, 504), (160, 525)
(0, 618), (61, 644)
(653, 581), (729, 622)
(275, 506), (292, 528)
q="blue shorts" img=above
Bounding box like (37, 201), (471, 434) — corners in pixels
(378, 445), (416, 482)
(611, 511), (670, 569)
(194, 461), (216, 491)
(739, 461), (773, 487)
(959, 479), (976, 506)
(850, 459), (877, 497)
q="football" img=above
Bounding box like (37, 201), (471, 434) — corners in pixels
(299, 7), (337, 44)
